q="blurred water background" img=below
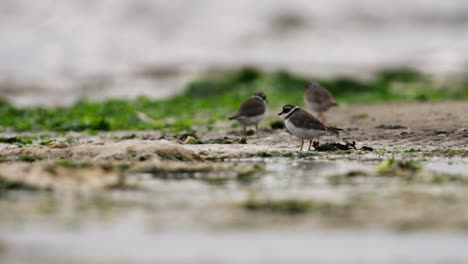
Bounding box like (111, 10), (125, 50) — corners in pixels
(1, 0), (468, 106)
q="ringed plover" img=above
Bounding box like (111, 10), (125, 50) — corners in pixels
(229, 92), (267, 138)
(278, 104), (341, 150)
(304, 82), (337, 123)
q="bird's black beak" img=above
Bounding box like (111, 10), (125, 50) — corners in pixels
(277, 111), (283, 116)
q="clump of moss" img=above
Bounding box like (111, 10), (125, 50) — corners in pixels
(0, 136), (33, 146)
(351, 112), (369, 120)
(0, 177), (38, 195)
(431, 149), (468, 157)
(204, 137), (248, 144)
(270, 120), (285, 129)
(256, 151), (275, 157)
(239, 137), (248, 144)
(110, 134), (137, 141)
(183, 136), (202, 144)
(328, 170), (371, 185)
(54, 158), (90, 169)
(426, 174), (468, 185)
(376, 158), (421, 178)
(19, 155), (43, 162)
(252, 150), (296, 158)
(40, 139), (56, 145)
(201, 175), (229, 185)
(237, 163), (265, 183)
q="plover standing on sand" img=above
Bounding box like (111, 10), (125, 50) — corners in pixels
(278, 104), (341, 150)
(304, 82), (337, 123)
(229, 92), (267, 138)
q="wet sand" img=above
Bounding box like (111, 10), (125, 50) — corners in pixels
(0, 101), (467, 263)
(193, 100), (468, 153)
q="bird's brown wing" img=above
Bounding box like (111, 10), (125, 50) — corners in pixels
(289, 109), (328, 130)
(306, 86), (336, 106)
(289, 109), (341, 135)
(232, 97), (265, 118)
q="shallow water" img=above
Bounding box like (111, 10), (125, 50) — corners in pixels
(1, 157), (468, 263)
(3, 228), (468, 264)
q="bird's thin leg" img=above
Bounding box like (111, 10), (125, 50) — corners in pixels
(300, 139), (304, 151)
(243, 126), (246, 135)
(256, 124), (259, 138)
(308, 140), (312, 151)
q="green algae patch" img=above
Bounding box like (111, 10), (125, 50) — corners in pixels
(201, 175), (229, 185)
(429, 149), (468, 158)
(19, 155), (43, 162)
(270, 120), (285, 129)
(183, 136), (202, 144)
(237, 163), (265, 183)
(376, 158), (421, 175)
(0, 136), (33, 146)
(2, 67), (468, 133)
(54, 159), (97, 170)
(0, 177), (39, 195)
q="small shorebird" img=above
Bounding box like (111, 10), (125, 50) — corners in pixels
(278, 104), (341, 150)
(304, 82), (337, 123)
(229, 92), (267, 138)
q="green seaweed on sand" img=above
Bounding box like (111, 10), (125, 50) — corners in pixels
(376, 158), (422, 175)
(0, 177), (38, 195)
(0, 136), (34, 146)
(201, 175), (229, 185)
(270, 120), (285, 129)
(19, 155), (43, 162)
(54, 158), (91, 169)
(1, 67), (468, 132)
(237, 163), (265, 183)
(110, 134), (137, 141)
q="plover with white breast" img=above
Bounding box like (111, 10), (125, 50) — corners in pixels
(229, 92), (267, 138)
(304, 82), (337, 123)
(278, 104), (341, 150)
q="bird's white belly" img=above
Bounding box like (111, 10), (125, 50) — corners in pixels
(237, 114), (265, 126)
(285, 119), (326, 139)
(305, 100), (321, 112)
